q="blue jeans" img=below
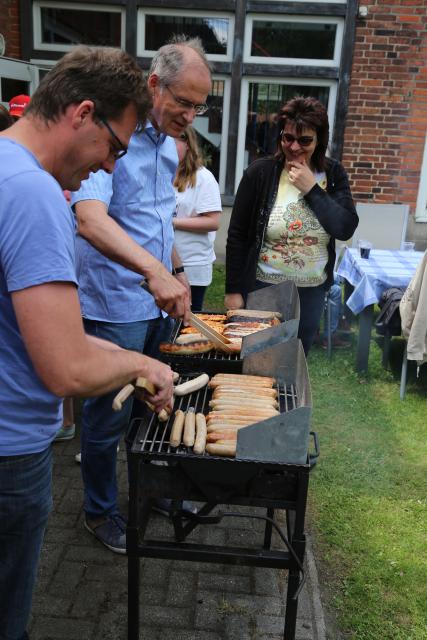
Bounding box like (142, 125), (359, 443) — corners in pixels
(0, 447), (52, 640)
(323, 274), (343, 338)
(81, 317), (173, 520)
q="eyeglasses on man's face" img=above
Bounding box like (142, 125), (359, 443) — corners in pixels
(98, 116), (128, 160)
(281, 132), (315, 147)
(164, 85), (208, 116)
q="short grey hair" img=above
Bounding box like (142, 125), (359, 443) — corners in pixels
(149, 35), (211, 86)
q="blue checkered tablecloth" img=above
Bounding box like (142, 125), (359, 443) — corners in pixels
(337, 248), (423, 315)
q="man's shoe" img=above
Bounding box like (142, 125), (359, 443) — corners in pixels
(75, 444), (120, 464)
(152, 499), (198, 518)
(54, 424), (75, 441)
(84, 514), (127, 554)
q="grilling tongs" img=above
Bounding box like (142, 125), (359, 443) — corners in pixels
(188, 312), (234, 353)
(140, 278), (234, 353)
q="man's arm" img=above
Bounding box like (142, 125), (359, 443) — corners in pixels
(12, 282), (174, 410)
(75, 199), (190, 320)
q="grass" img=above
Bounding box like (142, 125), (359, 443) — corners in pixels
(204, 266), (427, 640)
(204, 264), (226, 310)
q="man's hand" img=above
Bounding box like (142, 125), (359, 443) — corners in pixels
(287, 160), (316, 195)
(146, 265), (191, 323)
(174, 270), (192, 311)
(224, 293), (245, 310)
(135, 358), (174, 413)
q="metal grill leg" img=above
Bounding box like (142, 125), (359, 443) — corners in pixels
(284, 570), (300, 640)
(128, 553), (140, 640)
(263, 508), (274, 549)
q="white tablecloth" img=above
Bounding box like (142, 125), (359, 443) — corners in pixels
(337, 248), (423, 315)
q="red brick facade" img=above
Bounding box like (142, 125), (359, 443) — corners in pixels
(0, 0), (21, 59)
(343, 0), (427, 224)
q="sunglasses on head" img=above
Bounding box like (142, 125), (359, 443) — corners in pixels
(281, 132), (315, 147)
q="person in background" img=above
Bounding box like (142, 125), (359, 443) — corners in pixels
(71, 36), (212, 553)
(173, 126), (222, 311)
(0, 45), (174, 640)
(0, 104), (13, 130)
(8, 94), (31, 121)
(225, 95), (358, 354)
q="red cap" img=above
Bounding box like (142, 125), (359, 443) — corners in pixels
(9, 94), (31, 118)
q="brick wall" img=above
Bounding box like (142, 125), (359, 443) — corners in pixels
(0, 0), (21, 59)
(343, 0), (427, 220)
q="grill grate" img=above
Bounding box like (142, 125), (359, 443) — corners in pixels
(131, 374), (298, 461)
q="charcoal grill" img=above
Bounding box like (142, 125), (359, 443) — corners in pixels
(126, 340), (318, 640)
(161, 280), (300, 375)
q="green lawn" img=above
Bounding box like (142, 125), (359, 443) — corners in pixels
(204, 266), (427, 640)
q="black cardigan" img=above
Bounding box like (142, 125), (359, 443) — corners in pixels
(225, 156), (358, 295)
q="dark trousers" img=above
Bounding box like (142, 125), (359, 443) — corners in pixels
(190, 285), (207, 312)
(0, 447), (52, 640)
(254, 280), (327, 355)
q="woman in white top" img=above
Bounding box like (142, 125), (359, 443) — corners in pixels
(173, 126), (222, 311)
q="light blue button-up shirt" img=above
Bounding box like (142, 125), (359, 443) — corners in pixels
(71, 122), (178, 322)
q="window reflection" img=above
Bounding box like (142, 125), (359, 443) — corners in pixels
(193, 80), (224, 184)
(144, 15), (229, 55)
(41, 8), (121, 47)
(251, 21), (337, 60)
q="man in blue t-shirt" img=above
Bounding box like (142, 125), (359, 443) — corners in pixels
(0, 46), (175, 640)
(71, 37), (212, 553)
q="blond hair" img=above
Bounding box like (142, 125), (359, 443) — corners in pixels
(174, 126), (203, 192)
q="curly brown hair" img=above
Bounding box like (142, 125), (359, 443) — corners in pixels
(173, 126), (203, 192)
(275, 95), (329, 171)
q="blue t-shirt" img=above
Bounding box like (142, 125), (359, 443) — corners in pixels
(71, 122), (178, 322)
(0, 139), (78, 455)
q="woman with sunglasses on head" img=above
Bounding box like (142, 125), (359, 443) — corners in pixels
(173, 126), (222, 311)
(225, 95), (358, 354)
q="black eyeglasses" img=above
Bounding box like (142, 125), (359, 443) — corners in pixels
(281, 132), (315, 147)
(164, 85), (208, 116)
(99, 116), (128, 160)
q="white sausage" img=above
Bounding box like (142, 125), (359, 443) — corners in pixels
(183, 407), (196, 447)
(169, 410), (185, 448)
(193, 413), (207, 455)
(174, 373), (210, 397)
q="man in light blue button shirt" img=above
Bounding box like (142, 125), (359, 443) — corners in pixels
(71, 37), (212, 553)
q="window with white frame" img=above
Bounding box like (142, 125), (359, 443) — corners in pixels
(244, 14), (344, 67)
(415, 132), (427, 222)
(235, 78), (337, 191)
(33, 1), (125, 51)
(0, 58), (38, 104)
(137, 8), (234, 61)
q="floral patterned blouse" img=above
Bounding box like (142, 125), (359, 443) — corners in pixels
(256, 168), (329, 287)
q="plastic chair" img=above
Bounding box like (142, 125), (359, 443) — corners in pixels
(352, 203), (410, 250)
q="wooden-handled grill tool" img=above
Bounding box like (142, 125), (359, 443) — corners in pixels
(112, 376), (172, 421)
(112, 372), (210, 420)
(139, 279), (234, 353)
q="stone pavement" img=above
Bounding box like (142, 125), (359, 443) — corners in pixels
(28, 432), (327, 640)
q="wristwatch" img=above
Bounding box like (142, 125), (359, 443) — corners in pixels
(172, 266), (185, 275)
